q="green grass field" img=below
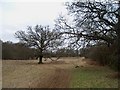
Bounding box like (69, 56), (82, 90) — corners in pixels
(70, 66), (119, 88)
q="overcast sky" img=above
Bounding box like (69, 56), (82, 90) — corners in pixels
(0, 0), (70, 42)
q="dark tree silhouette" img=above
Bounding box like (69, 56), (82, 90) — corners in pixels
(0, 40), (2, 59)
(15, 25), (62, 64)
(55, 0), (120, 70)
(55, 0), (119, 46)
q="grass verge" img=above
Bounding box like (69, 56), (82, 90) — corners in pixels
(70, 66), (119, 88)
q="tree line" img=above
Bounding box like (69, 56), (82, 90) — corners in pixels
(2, 41), (36, 60)
(2, 41), (80, 60)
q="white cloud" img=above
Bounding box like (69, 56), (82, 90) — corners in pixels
(0, 1), (68, 42)
(2, 2), (66, 25)
(0, 0), (72, 3)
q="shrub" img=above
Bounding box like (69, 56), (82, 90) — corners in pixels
(83, 43), (118, 71)
(86, 45), (110, 65)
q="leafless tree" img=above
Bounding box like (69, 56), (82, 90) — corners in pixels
(55, 0), (119, 46)
(15, 25), (63, 64)
(54, 0), (120, 70)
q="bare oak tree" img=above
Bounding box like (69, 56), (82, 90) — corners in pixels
(15, 25), (62, 64)
(55, 0), (120, 70)
(55, 0), (120, 45)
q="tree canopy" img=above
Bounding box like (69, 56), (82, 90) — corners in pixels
(55, 0), (120, 47)
(54, 0), (120, 70)
(15, 25), (63, 63)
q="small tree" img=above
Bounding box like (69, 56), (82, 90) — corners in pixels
(15, 25), (62, 64)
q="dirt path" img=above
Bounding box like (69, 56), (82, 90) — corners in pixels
(36, 68), (71, 88)
(3, 57), (87, 88)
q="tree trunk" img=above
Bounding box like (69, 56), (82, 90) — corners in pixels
(38, 55), (43, 64)
(115, 1), (120, 71)
(118, 2), (120, 72)
(38, 48), (43, 64)
(117, 18), (120, 72)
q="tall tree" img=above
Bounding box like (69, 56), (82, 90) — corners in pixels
(55, 0), (120, 69)
(55, 0), (120, 45)
(15, 25), (62, 64)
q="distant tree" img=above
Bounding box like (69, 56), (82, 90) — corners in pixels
(2, 41), (36, 60)
(56, 48), (76, 57)
(0, 40), (2, 59)
(15, 25), (63, 64)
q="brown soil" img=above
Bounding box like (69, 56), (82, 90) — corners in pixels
(36, 69), (71, 88)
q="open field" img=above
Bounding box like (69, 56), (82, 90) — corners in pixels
(2, 57), (119, 88)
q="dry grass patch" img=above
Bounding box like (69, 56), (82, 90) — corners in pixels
(2, 57), (94, 88)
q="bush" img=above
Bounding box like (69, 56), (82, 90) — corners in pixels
(83, 43), (118, 71)
(108, 52), (119, 71)
(86, 45), (110, 65)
